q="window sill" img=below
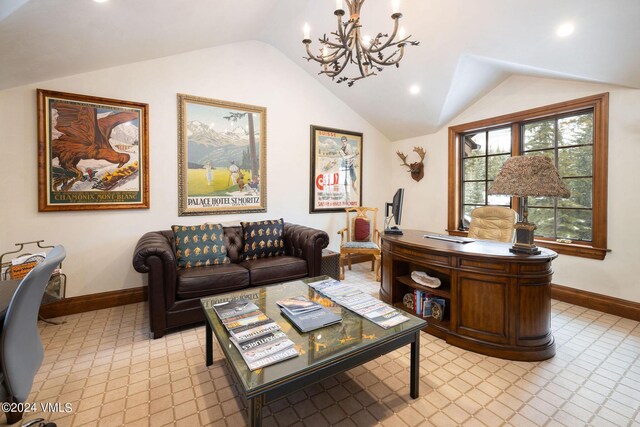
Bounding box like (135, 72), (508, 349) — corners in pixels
(446, 230), (608, 260)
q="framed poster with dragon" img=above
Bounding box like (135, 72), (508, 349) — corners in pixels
(37, 89), (149, 211)
(177, 94), (267, 216)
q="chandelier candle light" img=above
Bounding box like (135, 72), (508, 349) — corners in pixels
(302, 0), (419, 86)
(488, 155), (570, 255)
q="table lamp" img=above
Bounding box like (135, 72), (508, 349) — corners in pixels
(488, 155), (570, 255)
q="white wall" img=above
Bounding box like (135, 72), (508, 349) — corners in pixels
(0, 41), (391, 297)
(390, 75), (640, 302)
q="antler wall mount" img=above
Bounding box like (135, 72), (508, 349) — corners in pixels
(396, 146), (426, 182)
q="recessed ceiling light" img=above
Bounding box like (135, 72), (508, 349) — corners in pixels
(556, 22), (575, 37)
(93, 0), (109, 3)
(409, 85), (420, 95)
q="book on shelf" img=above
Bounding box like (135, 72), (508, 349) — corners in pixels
(418, 295), (447, 319)
(211, 299), (298, 370)
(415, 290), (423, 315)
(279, 296), (342, 333)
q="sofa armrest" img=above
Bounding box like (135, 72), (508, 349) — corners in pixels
(283, 223), (330, 277)
(132, 231), (177, 338)
(133, 231), (176, 273)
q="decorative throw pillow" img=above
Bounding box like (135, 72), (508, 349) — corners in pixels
(354, 217), (371, 242)
(172, 224), (230, 268)
(241, 219), (285, 260)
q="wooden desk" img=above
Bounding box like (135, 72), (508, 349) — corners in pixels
(381, 230), (558, 361)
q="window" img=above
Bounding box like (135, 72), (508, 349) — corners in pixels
(460, 127), (511, 228)
(448, 93), (608, 260)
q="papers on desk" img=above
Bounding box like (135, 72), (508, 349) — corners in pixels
(424, 233), (474, 244)
(309, 279), (409, 329)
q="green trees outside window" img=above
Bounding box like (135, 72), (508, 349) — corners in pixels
(451, 93), (608, 259)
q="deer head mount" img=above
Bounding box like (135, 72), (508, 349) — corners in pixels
(396, 147), (426, 182)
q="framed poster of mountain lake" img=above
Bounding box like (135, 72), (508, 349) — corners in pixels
(310, 125), (363, 213)
(37, 89), (149, 211)
(177, 94), (267, 216)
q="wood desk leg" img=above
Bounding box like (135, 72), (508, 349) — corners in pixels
(249, 395), (263, 427)
(410, 331), (420, 399)
(206, 321), (213, 367)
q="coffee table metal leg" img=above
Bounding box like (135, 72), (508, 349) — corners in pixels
(206, 321), (213, 366)
(249, 395), (263, 427)
(410, 330), (420, 398)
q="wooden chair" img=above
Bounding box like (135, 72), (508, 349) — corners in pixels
(468, 206), (517, 242)
(337, 207), (381, 281)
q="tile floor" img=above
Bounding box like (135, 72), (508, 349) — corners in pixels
(4, 263), (640, 426)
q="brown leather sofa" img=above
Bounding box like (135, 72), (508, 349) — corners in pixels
(133, 223), (329, 338)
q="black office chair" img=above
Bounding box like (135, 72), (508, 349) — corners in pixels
(0, 245), (65, 425)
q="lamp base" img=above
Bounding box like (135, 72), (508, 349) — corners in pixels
(510, 220), (541, 255)
(509, 245), (541, 255)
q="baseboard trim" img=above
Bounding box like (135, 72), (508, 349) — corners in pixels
(40, 286), (148, 319)
(551, 284), (640, 322)
(37, 281), (640, 322)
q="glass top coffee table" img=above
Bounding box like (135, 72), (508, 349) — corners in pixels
(201, 276), (426, 427)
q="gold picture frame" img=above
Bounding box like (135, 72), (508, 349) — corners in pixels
(37, 89), (149, 211)
(177, 94), (267, 216)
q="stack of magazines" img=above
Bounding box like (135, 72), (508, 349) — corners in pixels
(309, 279), (409, 329)
(277, 296), (342, 333)
(212, 300), (299, 370)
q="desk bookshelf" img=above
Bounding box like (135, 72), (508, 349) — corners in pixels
(381, 230), (557, 361)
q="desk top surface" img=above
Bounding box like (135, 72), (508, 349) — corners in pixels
(382, 229), (557, 261)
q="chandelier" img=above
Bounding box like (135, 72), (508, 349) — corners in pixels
(302, 0), (419, 87)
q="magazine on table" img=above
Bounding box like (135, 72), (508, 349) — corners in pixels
(280, 301), (342, 333)
(245, 347), (300, 371)
(230, 331), (297, 368)
(213, 300), (259, 320)
(276, 296), (323, 314)
(308, 279), (410, 329)
(212, 299), (299, 370)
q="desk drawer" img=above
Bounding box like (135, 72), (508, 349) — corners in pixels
(394, 246), (449, 266)
(459, 258), (508, 272)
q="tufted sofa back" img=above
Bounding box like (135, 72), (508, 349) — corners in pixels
(159, 226), (244, 263)
(222, 226), (243, 263)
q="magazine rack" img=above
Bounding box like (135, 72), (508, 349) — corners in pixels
(0, 240), (67, 319)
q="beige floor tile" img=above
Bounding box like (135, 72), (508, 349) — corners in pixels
(25, 263), (640, 426)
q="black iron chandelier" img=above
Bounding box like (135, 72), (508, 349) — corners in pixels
(302, 0), (419, 86)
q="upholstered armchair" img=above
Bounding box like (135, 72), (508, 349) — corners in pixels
(337, 207), (381, 281)
(467, 206), (517, 243)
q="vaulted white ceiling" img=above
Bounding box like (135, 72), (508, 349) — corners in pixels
(1, 0), (638, 141)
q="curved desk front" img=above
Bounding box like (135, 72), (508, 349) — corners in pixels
(381, 230), (557, 361)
